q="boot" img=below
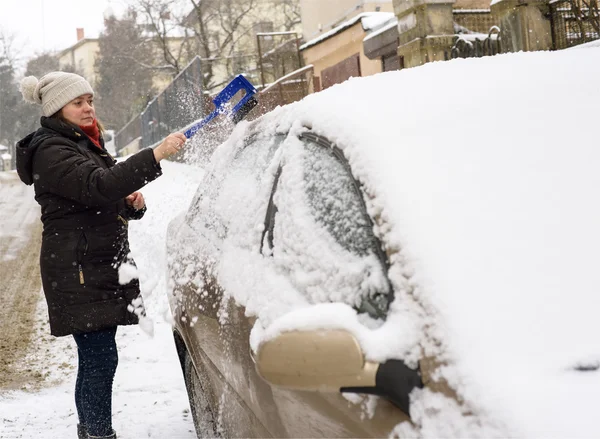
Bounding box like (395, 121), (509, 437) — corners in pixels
(77, 424), (87, 439)
(87, 430), (117, 439)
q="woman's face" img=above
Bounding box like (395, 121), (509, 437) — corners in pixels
(61, 94), (95, 127)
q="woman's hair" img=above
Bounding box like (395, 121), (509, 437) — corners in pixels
(50, 110), (106, 134)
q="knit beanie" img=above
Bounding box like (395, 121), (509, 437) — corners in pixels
(19, 72), (94, 117)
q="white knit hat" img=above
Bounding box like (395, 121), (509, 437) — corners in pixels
(19, 72), (94, 117)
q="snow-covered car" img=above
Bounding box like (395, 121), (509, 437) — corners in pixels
(167, 46), (600, 438)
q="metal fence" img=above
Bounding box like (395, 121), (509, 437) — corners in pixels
(141, 56), (205, 148)
(256, 32), (303, 90)
(451, 26), (502, 59)
(114, 114), (141, 155)
(253, 65), (314, 118)
(115, 51), (311, 155)
(550, 0), (600, 49)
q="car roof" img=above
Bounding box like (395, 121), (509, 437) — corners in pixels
(234, 47), (600, 436)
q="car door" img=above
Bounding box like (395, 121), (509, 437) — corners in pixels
(169, 128), (286, 437)
(254, 131), (410, 437)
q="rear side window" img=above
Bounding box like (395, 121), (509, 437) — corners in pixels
(267, 134), (391, 320)
(303, 139), (379, 258)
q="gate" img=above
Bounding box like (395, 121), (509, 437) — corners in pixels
(451, 26), (502, 59)
(550, 0), (600, 49)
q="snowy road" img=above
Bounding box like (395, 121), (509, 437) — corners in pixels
(0, 161), (204, 439)
(0, 172), (43, 391)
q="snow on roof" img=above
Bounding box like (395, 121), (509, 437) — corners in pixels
(300, 12), (395, 51)
(363, 16), (398, 43)
(1, 153), (11, 160)
(0, 144), (8, 152)
(212, 47), (600, 437)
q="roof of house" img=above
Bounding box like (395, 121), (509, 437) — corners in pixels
(300, 12), (395, 51)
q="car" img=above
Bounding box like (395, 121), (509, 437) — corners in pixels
(166, 46), (600, 438)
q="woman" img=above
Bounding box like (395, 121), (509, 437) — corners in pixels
(16, 72), (187, 439)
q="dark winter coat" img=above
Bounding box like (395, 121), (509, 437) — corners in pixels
(16, 117), (162, 337)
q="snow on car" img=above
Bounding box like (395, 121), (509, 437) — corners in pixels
(167, 46), (600, 438)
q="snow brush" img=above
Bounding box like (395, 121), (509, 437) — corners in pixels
(184, 74), (258, 139)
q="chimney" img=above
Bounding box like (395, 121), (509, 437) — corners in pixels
(76, 28), (85, 41)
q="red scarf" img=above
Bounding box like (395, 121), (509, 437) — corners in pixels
(79, 119), (102, 150)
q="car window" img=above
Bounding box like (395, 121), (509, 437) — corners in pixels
(267, 134), (391, 320)
(303, 138), (378, 257)
(187, 133), (284, 245)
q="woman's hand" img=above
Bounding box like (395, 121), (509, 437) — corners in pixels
(125, 191), (145, 210)
(153, 132), (187, 162)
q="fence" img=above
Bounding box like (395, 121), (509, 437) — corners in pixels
(141, 56), (205, 148)
(253, 65), (314, 118)
(451, 26), (502, 59)
(115, 55), (312, 155)
(550, 0), (600, 49)
(256, 32), (303, 89)
(114, 114), (141, 155)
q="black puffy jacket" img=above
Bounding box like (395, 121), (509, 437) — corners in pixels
(16, 117), (163, 336)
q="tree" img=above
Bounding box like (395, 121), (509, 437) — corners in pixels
(94, 9), (157, 131)
(129, 0), (304, 92)
(0, 30), (24, 147)
(9, 53), (62, 137)
(130, 0), (257, 91)
(132, 0), (196, 77)
(280, 0), (302, 31)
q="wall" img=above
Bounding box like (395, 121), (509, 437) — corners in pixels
(454, 10), (497, 34)
(491, 0), (553, 52)
(58, 40), (100, 86)
(302, 21), (383, 87)
(396, 1), (456, 68)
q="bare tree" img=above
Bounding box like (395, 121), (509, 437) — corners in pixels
(281, 0), (302, 31)
(124, 0), (301, 93)
(131, 0), (196, 76)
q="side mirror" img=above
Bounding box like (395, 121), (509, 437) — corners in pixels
(255, 329), (423, 415)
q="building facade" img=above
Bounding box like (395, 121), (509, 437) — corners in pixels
(299, 1), (395, 90)
(301, 12), (396, 90)
(57, 29), (100, 86)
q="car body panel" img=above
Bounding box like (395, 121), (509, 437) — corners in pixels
(166, 120), (420, 437)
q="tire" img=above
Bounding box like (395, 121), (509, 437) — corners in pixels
(184, 350), (220, 438)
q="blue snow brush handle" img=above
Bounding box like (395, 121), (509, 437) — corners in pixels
(184, 74), (258, 139)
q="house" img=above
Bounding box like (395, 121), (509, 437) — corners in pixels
(57, 29), (100, 86)
(299, 1), (395, 90)
(364, 0), (496, 69)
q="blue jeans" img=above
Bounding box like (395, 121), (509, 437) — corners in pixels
(73, 327), (118, 437)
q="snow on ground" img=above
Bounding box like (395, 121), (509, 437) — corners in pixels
(0, 160), (204, 439)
